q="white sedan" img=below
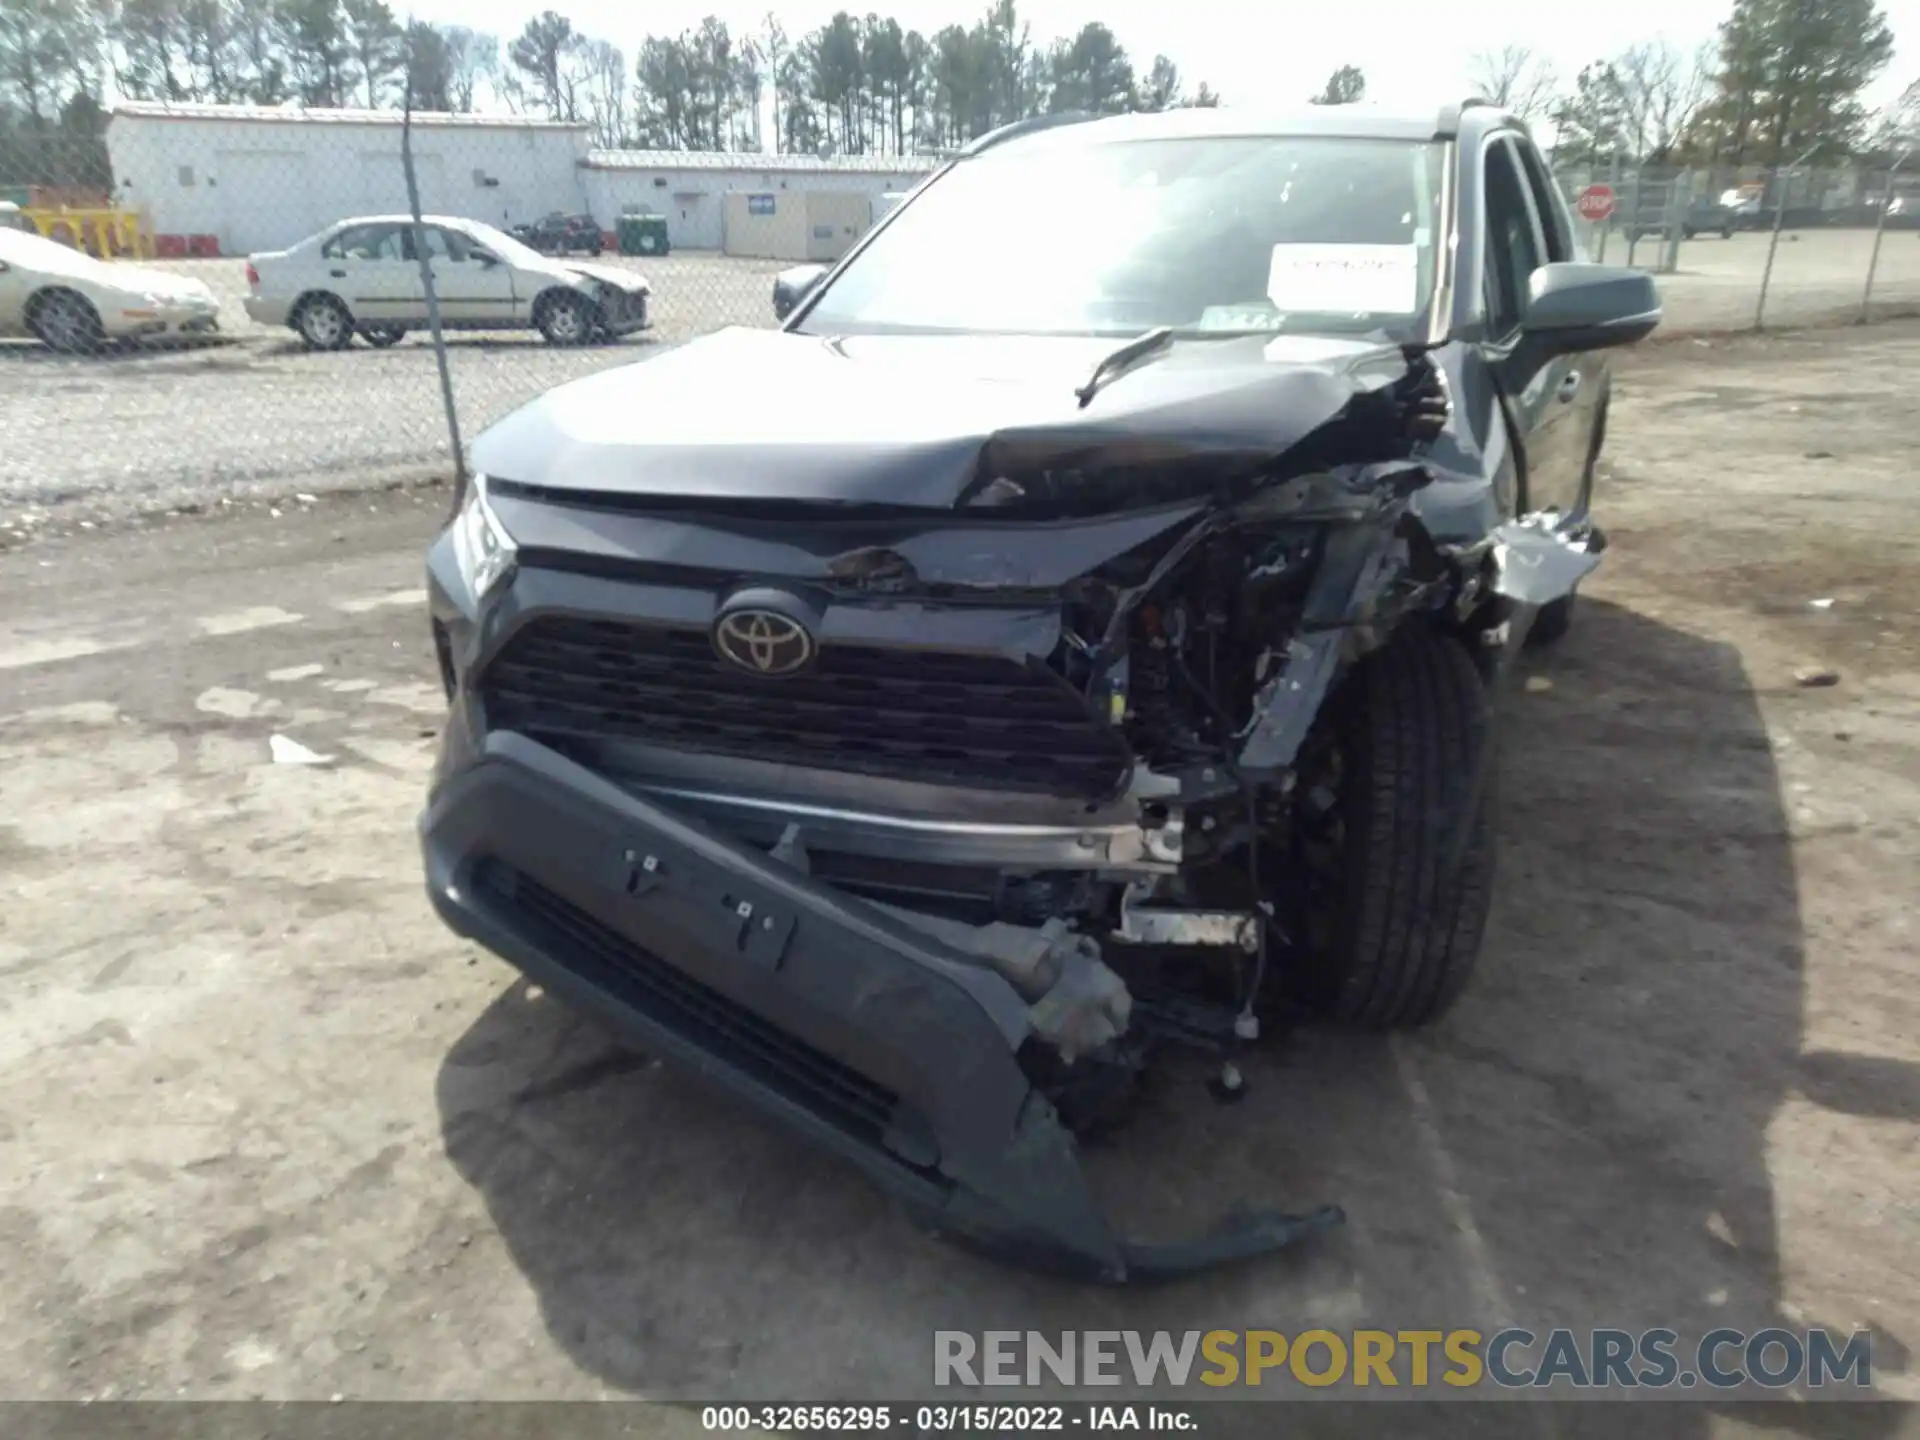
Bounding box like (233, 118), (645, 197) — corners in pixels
(244, 215), (651, 349)
(0, 226), (221, 353)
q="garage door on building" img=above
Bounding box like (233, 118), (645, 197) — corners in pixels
(671, 190), (721, 250)
(214, 149), (322, 254)
(805, 192), (873, 262)
(723, 192), (807, 259)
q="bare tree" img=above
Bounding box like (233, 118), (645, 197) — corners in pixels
(1467, 44), (1559, 121)
(507, 10), (577, 120)
(1612, 38), (1711, 162)
(1309, 63), (1366, 106)
(1884, 75), (1920, 143)
(761, 15), (786, 152)
(440, 25), (496, 113)
(576, 36), (623, 145)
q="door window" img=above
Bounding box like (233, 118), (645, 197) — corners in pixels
(1482, 139), (1547, 338)
(1513, 141), (1576, 262)
(323, 223), (405, 261)
(419, 227), (477, 262)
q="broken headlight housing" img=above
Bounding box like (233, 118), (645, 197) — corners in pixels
(450, 471), (517, 601)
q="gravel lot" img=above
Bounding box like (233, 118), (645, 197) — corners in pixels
(2, 231), (1919, 532)
(0, 253), (783, 526)
(0, 323), (1916, 1424)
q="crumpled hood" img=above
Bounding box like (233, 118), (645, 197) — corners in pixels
(471, 324), (1418, 510)
(560, 260), (649, 293)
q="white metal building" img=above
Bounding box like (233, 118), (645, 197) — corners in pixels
(579, 150), (939, 253)
(104, 101), (941, 258)
(105, 102), (591, 255)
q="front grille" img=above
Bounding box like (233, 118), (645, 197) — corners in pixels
(480, 614), (1131, 798)
(471, 860), (903, 1145)
(600, 289), (646, 326)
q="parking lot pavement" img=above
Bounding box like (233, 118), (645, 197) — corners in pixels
(0, 253), (784, 528)
(5, 235), (1919, 536)
(1621, 226), (1920, 330)
(136, 251), (785, 344)
(1, 322), (1916, 1408)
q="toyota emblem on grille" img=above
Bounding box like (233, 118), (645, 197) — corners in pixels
(713, 608), (815, 676)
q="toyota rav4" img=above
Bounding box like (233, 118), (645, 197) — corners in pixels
(419, 101), (1661, 1282)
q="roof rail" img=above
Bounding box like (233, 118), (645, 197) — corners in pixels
(958, 110), (1100, 158)
(1435, 96), (1498, 136)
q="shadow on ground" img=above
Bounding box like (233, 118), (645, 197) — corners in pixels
(0, 335), (236, 363)
(257, 333), (665, 357)
(435, 599), (1906, 1426)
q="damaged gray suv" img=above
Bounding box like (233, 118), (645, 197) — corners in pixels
(420, 101), (1661, 1283)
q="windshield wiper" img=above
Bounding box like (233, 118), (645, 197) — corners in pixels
(1074, 326), (1176, 408)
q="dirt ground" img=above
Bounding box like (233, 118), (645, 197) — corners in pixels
(0, 320), (1917, 1428)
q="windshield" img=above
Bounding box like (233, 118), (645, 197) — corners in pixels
(800, 135), (1445, 341)
(464, 220), (550, 268)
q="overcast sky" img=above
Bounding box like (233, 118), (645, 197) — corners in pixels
(394, 0), (1919, 118)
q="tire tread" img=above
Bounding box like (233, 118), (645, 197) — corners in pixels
(1327, 628), (1495, 1029)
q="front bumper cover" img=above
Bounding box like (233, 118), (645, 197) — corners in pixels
(422, 731), (1342, 1283)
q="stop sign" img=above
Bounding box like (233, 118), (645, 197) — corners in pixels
(1575, 184), (1616, 222)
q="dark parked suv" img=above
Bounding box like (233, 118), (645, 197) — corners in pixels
(509, 211), (604, 256)
(420, 101), (1659, 1282)
(1622, 194), (1739, 241)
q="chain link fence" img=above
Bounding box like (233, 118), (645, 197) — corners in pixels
(1550, 159), (1920, 330)
(4, 118), (1919, 532)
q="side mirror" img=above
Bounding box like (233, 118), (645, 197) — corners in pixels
(773, 262), (831, 321)
(1521, 262), (1662, 357)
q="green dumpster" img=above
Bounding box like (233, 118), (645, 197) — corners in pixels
(617, 214), (670, 257)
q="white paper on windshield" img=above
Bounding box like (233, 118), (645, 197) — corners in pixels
(1266, 243), (1419, 315)
(1197, 304), (1283, 332)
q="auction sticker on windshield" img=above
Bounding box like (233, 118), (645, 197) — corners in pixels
(1267, 243), (1419, 315)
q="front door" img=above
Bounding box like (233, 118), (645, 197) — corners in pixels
(319, 222), (416, 327)
(1479, 137), (1591, 523)
(415, 225), (518, 326)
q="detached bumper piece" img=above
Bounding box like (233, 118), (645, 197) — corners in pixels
(422, 732), (1342, 1283)
(599, 290), (650, 335)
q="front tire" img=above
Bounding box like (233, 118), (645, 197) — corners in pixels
(536, 291), (596, 346)
(31, 290), (105, 354)
(1292, 628), (1495, 1029)
(294, 294), (353, 351)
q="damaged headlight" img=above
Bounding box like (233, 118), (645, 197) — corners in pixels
(450, 471), (517, 601)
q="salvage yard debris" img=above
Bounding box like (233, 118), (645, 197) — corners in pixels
(268, 733), (334, 765)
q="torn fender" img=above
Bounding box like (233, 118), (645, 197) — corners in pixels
(1487, 516), (1605, 612)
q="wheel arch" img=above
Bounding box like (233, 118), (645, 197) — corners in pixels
(530, 283), (594, 322)
(24, 284), (100, 330)
(289, 289), (351, 325)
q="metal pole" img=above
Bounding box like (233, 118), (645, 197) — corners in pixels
(1755, 144), (1822, 331)
(1860, 148), (1912, 324)
(1662, 170), (1691, 274)
(1597, 153), (1620, 264)
(402, 75), (466, 489)
(1625, 167), (1642, 266)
